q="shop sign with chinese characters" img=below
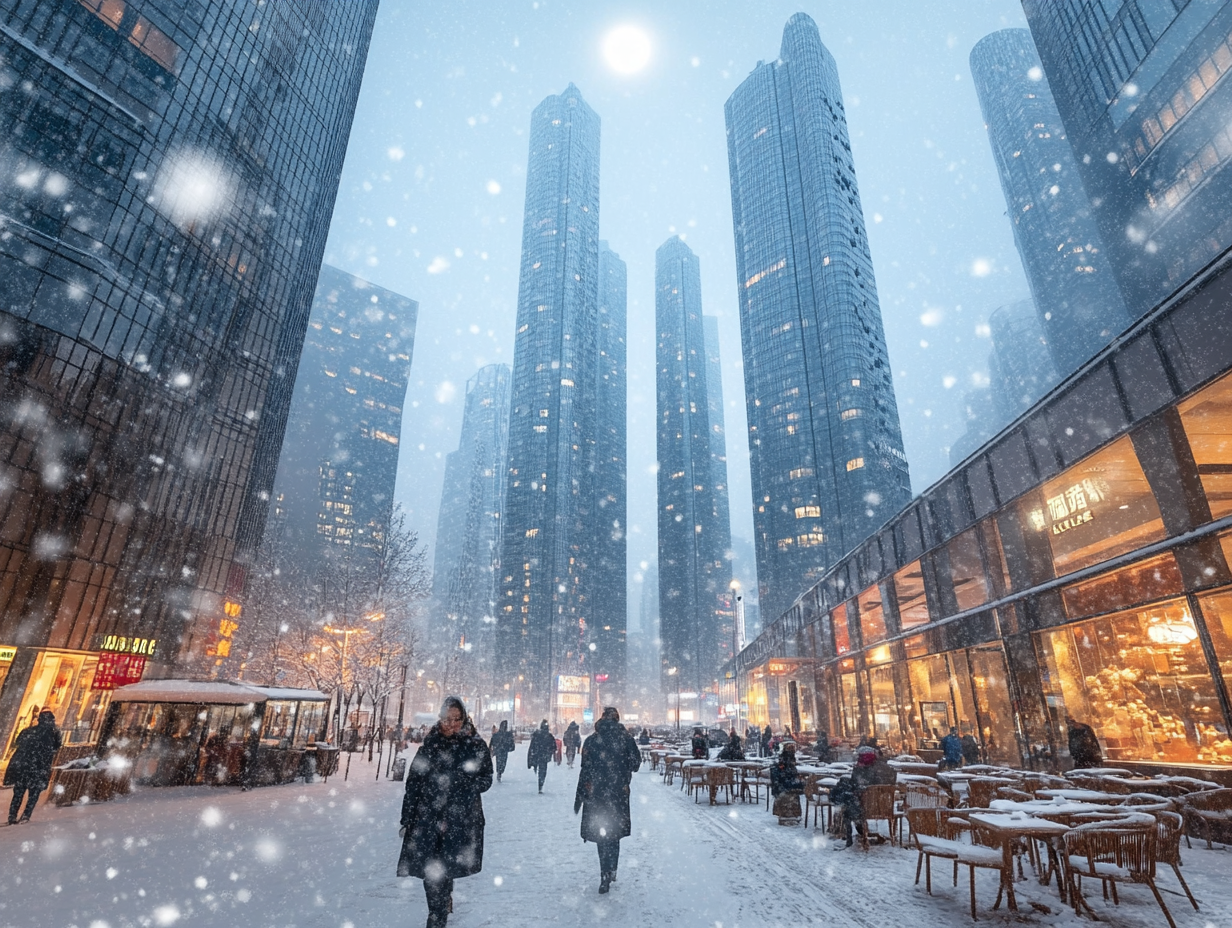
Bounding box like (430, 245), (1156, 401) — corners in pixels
(1032, 477), (1110, 535)
(208, 600), (242, 659)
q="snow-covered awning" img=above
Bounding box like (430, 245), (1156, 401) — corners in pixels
(108, 680), (328, 705)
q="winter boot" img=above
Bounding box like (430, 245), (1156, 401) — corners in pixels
(598, 872), (611, 894)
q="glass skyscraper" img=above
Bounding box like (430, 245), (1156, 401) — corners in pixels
(970, 28), (1130, 379)
(1024, 1), (1232, 316)
(0, 1), (375, 753)
(497, 85), (602, 721)
(725, 13), (911, 630)
(431, 363), (511, 694)
(655, 236), (732, 705)
(268, 266), (416, 569)
(592, 241), (627, 704)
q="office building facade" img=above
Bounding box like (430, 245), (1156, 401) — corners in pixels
(655, 237), (732, 709)
(725, 13), (912, 630)
(591, 242), (627, 704)
(729, 250), (1232, 776)
(1024, 1), (1232, 317)
(971, 28), (1131, 377)
(0, 0), (375, 757)
(431, 364), (511, 693)
(496, 85), (602, 722)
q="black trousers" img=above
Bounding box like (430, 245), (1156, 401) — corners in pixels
(596, 836), (620, 875)
(494, 753), (508, 778)
(424, 875), (453, 916)
(8, 786), (41, 823)
(534, 761), (548, 790)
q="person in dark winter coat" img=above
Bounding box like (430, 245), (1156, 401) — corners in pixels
(813, 730), (832, 764)
(690, 727), (708, 760)
(563, 721), (581, 768)
(574, 706), (642, 894)
(637, 728), (651, 745)
(397, 696), (493, 928)
(489, 721), (514, 782)
(770, 742), (805, 825)
(1066, 716), (1103, 769)
(961, 732), (981, 766)
(5, 710), (61, 824)
(527, 720), (556, 793)
(939, 726), (963, 770)
(717, 729), (744, 761)
(760, 724), (773, 758)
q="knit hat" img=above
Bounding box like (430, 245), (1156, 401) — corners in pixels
(856, 746), (877, 766)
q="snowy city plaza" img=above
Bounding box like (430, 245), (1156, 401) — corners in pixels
(4, 1), (1232, 927)
(5, 742), (1232, 928)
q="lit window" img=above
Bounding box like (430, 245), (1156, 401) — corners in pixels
(129, 14), (181, 73)
(560, 378), (574, 387)
(518, 324), (529, 333)
(789, 467), (814, 479)
(533, 425), (547, 433)
(78, 0), (125, 30)
(846, 457), (864, 471)
(539, 409), (550, 417)
(851, 379), (860, 387)
(840, 408), (860, 420)
(794, 505), (821, 519)
(373, 430), (399, 445)
(797, 532), (824, 547)
(525, 528), (539, 538)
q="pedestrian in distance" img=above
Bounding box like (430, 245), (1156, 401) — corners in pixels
(760, 724), (773, 758)
(489, 720), (514, 782)
(563, 720), (581, 768)
(717, 729), (744, 761)
(4, 710), (61, 824)
(527, 719), (556, 793)
(1066, 716), (1103, 769)
(637, 727), (651, 746)
(396, 696), (494, 928)
(690, 726), (708, 760)
(574, 706), (642, 894)
(938, 726), (964, 771)
(961, 731), (981, 766)
(813, 729), (832, 764)
(770, 741), (805, 826)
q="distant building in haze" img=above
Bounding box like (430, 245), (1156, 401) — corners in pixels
(1024, 2), (1232, 317)
(626, 568), (661, 724)
(497, 85), (602, 722)
(655, 237), (732, 709)
(0, 0), (376, 757)
(970, 28), (1130, 378)
(592, 242), (628, 705)
(704, 315), (737, 668)
(725, 13), (912, 630)
(431, 364), (511, 688)
(268, 266), (416, 569)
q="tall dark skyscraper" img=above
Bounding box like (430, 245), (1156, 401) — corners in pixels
(497, 85), (602, 722)
(268, 267), (415, 569)
(725, 14), (911, 630)
(970, 29), (1130, 378)
(1024, 2), (1232, 317)
(703, 315), (736, 668)
(0, 1), (375, 753)
(592, 242), (627, 704)
(655, 237), (731, 706)
(431, 364), (511, 691)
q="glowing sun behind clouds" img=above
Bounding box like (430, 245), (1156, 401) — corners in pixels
(602, 24), (651, 75)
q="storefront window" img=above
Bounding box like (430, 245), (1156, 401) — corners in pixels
(831, 603), (851, 654)
(858, 584), (886, 644)
(1178, 370), (1232, 519)
(948, 527), (990, 612)
(894, 562), (930, 629)
(839, 667), (860, 739)
(905, 653), (979, 753)
(1194, 589), (1232, 766)
(1037, 597), (1232, 765)
(261, 700), (299, 744)
(865, 664), (903, 752)
(1061, 552), (1185, 620)
(1023, 435), (1167, 576)
(4, 651), (101, 758)
(967, 646), (1020, 766)
(294, 702), (326, 747)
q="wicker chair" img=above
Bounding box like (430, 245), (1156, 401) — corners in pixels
(964, 820), (1020, 919)
(1179, 787), (1232, 849)
(1150, 809), (1198, 911)
(966, 778), (1006, 810)
(683, 764), (707, 798)
(900, 783), (951, 843)
(804, 778), (832, 830)
(1063, 821), (1175, 928)
(906, 807), (967, 895)
(860, 784), (900, 846)
(701, 765), (735, 805)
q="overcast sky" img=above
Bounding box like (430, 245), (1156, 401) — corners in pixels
(322, 0), (1035, 618)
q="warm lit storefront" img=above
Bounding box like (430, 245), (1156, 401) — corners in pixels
(726, 261), (1232, 780)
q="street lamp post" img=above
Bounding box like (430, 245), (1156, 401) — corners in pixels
(667, 666), (680, 737)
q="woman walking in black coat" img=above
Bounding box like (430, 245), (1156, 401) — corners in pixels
(5, 710), (61, 824)
(563, 720), (581, 768)
(527, 720), (556, 793)
(397, 696), (494, 928)
(489, 720), (514, 782)
(573, 706), (642, 894)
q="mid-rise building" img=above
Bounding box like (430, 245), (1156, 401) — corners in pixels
(431, 364), (511, 696)
(592, 242), (628, 705)
(268, 267), (416, 571)
(970, 28), (1131, 378)
(655, 237), (732, 711)
(1024, 1), (1232, 317)
(725, 13), (912, 629)
(0, 1), (376, 757)
(496, 85), (602, 723)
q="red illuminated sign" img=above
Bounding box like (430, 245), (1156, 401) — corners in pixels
(93, 652), (147, 690)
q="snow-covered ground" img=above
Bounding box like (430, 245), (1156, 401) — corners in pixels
(2, 744), (1229, 928)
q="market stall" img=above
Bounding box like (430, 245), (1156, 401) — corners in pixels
(97, 680), (331, 788)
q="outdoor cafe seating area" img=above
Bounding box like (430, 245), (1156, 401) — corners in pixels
(640, 739), (1232, 925)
